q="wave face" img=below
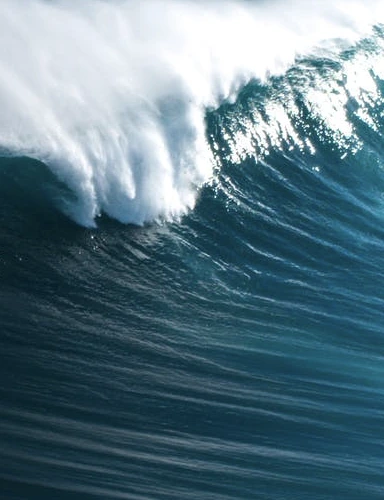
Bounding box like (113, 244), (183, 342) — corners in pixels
(1, 1), (384, 499)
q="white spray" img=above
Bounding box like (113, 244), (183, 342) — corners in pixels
(0, 0), (383, 225)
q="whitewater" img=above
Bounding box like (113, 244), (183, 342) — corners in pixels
(0, 0), (384, 226)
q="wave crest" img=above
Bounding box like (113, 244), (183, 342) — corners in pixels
(0, 0), (383, 225)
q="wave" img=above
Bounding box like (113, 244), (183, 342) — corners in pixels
(2, 5), (384, 496)
(0, 0), (384, 226)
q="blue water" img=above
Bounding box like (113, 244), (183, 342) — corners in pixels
(1, 2), (384, 499)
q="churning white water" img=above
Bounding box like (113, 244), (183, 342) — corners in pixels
(0, 0), (383, 225)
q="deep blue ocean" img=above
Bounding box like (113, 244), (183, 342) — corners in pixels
(1, 1), (384, 499)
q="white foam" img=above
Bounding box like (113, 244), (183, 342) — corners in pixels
(0, 0), (383, 225)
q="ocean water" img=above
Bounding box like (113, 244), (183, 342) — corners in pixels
(1, 1), (384, 499)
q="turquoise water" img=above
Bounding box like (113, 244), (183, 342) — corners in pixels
(1, 2), (384, 499)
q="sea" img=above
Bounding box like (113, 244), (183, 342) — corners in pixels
(1, 1), (384, 499)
